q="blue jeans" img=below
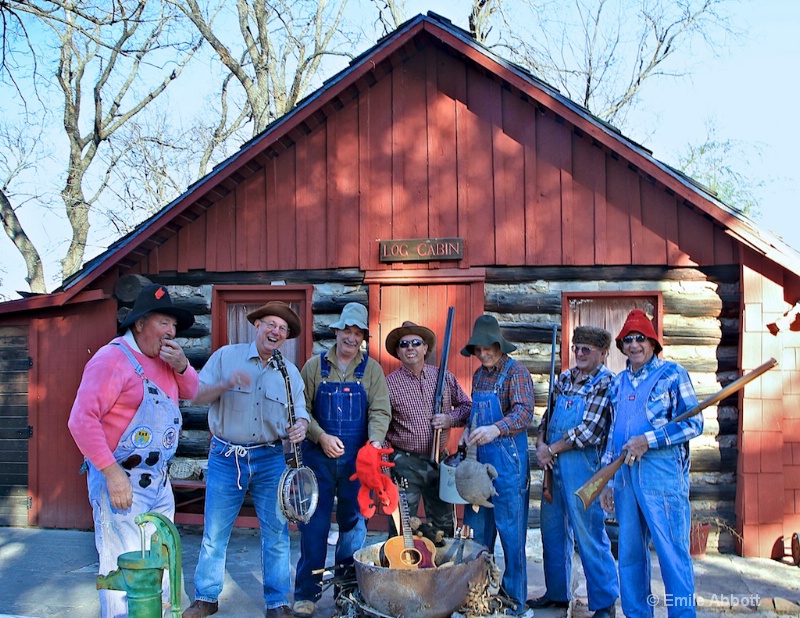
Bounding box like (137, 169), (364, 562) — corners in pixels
(463, 439), (530, 614)
(540, 447), (618, 610)
(295, 445), (365, 601)
(193, 438), (291, 610)
(614, 446), (694, 617)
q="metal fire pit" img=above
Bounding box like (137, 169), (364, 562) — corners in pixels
(353, 538), (490, 618)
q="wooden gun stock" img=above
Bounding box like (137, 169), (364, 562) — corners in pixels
(574, 357), (778, 510)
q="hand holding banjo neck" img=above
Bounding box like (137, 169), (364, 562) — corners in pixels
(270, 349), (319, 524)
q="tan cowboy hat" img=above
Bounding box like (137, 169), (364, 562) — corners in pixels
(461, 314), (516, 357)
(384, 321), (437, 360)
(246, 301), (302, 339)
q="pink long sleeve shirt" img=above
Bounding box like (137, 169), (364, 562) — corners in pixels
(68, 335), (199, 470)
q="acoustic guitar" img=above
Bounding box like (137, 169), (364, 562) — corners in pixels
(380, 478), (436, 569)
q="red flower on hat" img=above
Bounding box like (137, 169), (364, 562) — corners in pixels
(154, 287), (165, 300)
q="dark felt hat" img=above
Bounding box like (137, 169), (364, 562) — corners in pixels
(461, 315), (517, 357)
(118, 284), (194, 334)
(246, 301), (302, 339)
(385, 321), (437, 360)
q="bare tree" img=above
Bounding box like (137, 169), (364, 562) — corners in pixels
(171, 0), (356, 136)
(370, 0), (405, 36)
(469, 0), (502, 44)
(496, 0), (736, 127)
(0, 0), (201, 288)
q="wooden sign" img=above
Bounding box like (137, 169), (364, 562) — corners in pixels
(379, 238), (464, 262)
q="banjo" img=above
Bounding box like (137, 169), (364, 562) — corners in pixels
(271, 349), (319, 524)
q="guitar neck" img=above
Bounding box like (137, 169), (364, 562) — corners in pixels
(399, 490), (415, 548)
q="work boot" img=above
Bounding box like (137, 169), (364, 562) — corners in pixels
(527, 596), (569, 609)
(592, 605), (616, 618)
(266, 605), (293, 617)
(292, 600), (316, 616)
(182, 599), (218, 617)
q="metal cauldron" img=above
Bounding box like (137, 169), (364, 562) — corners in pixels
(353, 538), (489, 618)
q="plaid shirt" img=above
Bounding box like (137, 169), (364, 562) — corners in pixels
(602, 355), (702, 466)
(471, 355), (535, 436)
(385, 364), (471, 455)
(539, 365), (614, 449)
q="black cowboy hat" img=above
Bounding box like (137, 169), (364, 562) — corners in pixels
(118, 284), (194, 333)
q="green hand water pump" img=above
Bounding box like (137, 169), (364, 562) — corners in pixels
(97, 512), (183, 618)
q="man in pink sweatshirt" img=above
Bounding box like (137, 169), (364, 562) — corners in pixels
(69, 284), (199, 618)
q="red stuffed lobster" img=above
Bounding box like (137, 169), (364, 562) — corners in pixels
(349, 441), (399, 518)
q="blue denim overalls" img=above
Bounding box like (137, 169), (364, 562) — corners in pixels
(612, 364), (695, 617)
(86, 343), (181, 618)
(295, 353), (369, 602)
(540, 369), (619, 609)
(463, 359), (530, 614)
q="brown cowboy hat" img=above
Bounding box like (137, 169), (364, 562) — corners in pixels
(246, 301), (302, 339)
(384, 321), (437, 360)
(118, 284), (194, 334)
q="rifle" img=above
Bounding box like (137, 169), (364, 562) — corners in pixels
(574, 357), (778, 509)
(540, 324), (558, 504)
(430, 306), (455, 464)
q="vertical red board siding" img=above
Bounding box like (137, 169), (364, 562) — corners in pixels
(604, 157), (633, 264)
(533, 113), (565, 264)
(638, 178), (668, 265)
(462, 69), (495, 264)
(206, 191), (236, 271)
(158, 234), (178, 272)
(296, 126), (327, 270)
(427, 48), (459, 245)
(627, 172), (646, 264)
(571, 139), (604, 265)
(265, 157), (280, 268)
(360, 75), (394, 272)
(494, 89), (525, 266)
(239, 169), (267, 271)
(183, 210), (207, 271)
(663, 194), (688, 266)
(30, 302), (117, 528)
(713, 224), (736, 264)
(392, 52), (430, 242)
(328, 100), (360, 268)
(276, 145), (297, 270)
(678, 204), (713, 266)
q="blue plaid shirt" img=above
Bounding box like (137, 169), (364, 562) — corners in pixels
(602, 355), (702, 466)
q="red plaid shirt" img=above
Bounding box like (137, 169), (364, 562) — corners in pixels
(385, 364), (471, 455)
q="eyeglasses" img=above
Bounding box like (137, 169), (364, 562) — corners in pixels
(261, 320), (290, 336)
(572, 345), (596, 356)
(621, 334), (648, 344)
(398, 339), (424, 349)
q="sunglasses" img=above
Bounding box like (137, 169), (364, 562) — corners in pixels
(572, 345), (596, 355)
(398, 339), (424, 349)
(621, 334), (648, 344)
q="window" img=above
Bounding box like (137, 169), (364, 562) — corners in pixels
(562, 292), (662, 374)
(211, 285), (313, 369)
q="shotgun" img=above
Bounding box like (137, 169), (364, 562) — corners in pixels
(430, 306), (455, 464)
(540, 324), (559, 504)
(574, 357), (778, 510)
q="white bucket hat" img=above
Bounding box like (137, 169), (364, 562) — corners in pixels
(329, 302), (369, 333)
